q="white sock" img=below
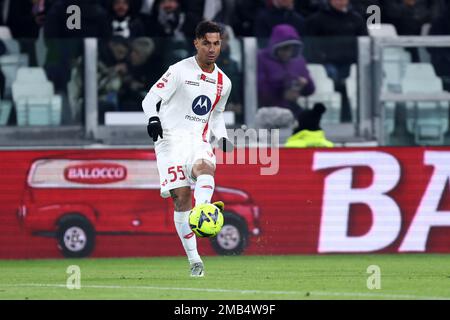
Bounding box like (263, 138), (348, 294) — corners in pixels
(174, 210), (202, 265)
(194, 174), (215, 206)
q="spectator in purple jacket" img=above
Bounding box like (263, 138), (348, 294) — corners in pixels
(258, 24), (315, 118)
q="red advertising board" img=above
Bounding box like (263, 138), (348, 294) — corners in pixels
(1, 147), (450, 259)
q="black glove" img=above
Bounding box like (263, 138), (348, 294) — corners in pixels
(147, 116), (163, 142)
(218, 137), (234, 153)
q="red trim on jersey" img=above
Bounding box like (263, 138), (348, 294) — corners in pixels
(201, 185), (213, 189)
(201, 68), (214, 74)
(194, 56), (215, 73)
(202, 72), (223, 142)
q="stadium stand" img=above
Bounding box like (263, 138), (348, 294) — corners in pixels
(0, 54), (29, 99)
(298, 64), (341, 124)
(0, 26), (12, 39)
(0, 0), (448, 147)
(403, 63), (449, 145)
(382, 48), (412, 93)
(12, 67), (62, 126)
(368, 23), (398, 38)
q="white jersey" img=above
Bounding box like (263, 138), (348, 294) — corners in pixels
(142, 56), (232, 197)
(148, 56), (232, 144)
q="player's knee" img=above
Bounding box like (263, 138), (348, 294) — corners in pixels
(170, 190), (192, 211)
(192, 160), (215, 178)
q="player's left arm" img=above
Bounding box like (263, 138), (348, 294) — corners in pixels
(211, 82), (234, 152)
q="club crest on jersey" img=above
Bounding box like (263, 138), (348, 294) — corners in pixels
(192, 95), (212, 116)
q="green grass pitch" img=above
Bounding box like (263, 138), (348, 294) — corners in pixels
(0, 255), (449, 300)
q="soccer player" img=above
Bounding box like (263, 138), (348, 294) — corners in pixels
(141, 21), (233, 277)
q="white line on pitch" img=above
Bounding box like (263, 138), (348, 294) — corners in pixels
(1, 283), (449, 300)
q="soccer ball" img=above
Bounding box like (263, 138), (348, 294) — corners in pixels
(189, 203), (224, 238)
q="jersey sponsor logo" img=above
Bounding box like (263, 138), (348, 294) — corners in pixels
(198, 74), (216, 84)
(185, 80), (200, 86)
(156, 82), (165, 88)
(192, 95), (212, 116)
(185, 115), (207, 123)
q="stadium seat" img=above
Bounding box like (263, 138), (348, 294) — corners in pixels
(345, 64), (358, 121)
(0, 26), (12, 39)
(298, 64), (342, 124)
(0, 54), (29, 99)
(16, 67), (48, 83)
(0, 100), (12, 125)
(12, 80), (62, 126)
(2, 39), (20, 55)
(381, 49), (414, 143)
(382, 48), (411, 93)
(368, 24), (398, 38)
(402, 63), (449, 145)
(383, 101), (396, 144)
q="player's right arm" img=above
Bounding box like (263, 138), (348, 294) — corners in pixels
(142, 66), (180, 141)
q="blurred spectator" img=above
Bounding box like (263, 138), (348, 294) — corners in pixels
(1, 0), (41, 38)
(384, 0), (441, 62)
(384, 0), (441, 36)
(44, 0), (112, 38)
(305, 0), (367, 122)
(44, 39), (83, 91)
(294, 0), (327, 17)
(119, 37), (162, 110)
(305, 0), (367, 54)
(258, 24), (315, 118)
(179, 0), (206, 38)
(98, 37), (130, 123)
(255, 0), (305, 39)
(285, 103), (334, 147)
(146, 0), (187, 38)
(99, 36), (129, 67)
(101, 0), (148, 15)
(31, 0), (49, 31)
(216, 24), (243, 122)
(109, 0), (145, 38)
(231, 0), (265, 36)
(429, 1), (450, 92)
(1, 0), (45, 66)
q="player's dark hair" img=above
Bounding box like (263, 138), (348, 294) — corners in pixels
(195, 21), (222, 39)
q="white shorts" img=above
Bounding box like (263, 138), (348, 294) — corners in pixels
(155, 138), (216, 198)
